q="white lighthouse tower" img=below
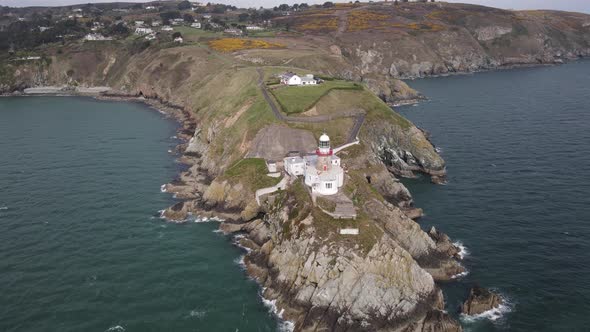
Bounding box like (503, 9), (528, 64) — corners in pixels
(300, 133), (344, 196)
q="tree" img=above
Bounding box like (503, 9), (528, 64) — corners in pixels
(172, 31), (182, 38)
(177, 1), (191, 11)
(160, 11), (181, 21)
(183, 13), (194, 23)
(278, 4), (290, 11)
(323, 2), (335, 8)
(292, 4), (299, 11)
(238, 13), (249, 22)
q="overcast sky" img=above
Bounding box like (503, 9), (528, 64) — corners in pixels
(2, 0), (590, 14)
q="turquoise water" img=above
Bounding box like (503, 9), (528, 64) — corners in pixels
(0, 97), (279, 332)
(399, 61), (590, 331)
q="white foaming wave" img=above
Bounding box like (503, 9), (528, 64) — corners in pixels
(460, 293), (513, 323)
(234, 255), (246, 269)
(451, 270), (469, 279)
(105, 326), (125, 332)
(261, 295), (295, 332)
(232, 234), (252, 253)
(212, 229), (224, 233)
(0, 206), (7, 210)
(189, 309), (206, 318)
(160, 184), (167, 193)
(454, 241), (470, 259)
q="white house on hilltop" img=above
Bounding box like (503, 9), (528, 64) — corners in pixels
(279, 72), (318, 86)
(284, 134), (344, 196)
(280, 72), (301, 85)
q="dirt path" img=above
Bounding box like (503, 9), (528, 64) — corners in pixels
(256, 68), (365, 144)
(335, 10), (349, 36)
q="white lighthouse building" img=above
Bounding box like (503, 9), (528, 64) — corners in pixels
(283, 133), (344, 196)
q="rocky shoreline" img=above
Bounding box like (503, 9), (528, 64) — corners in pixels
(2, 87), (498, 332)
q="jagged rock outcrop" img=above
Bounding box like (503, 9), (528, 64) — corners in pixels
(240, 204), (461, 332)
(363, 120), (446, 181)
(461, 286), (504, 316)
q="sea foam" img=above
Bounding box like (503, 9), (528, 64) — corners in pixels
(460, 293), (513, 323)
(0, 206), (7, 210)
(261, 296), (295, 332)
(160, 184), (167, 193)
(454, 241), (470, 259)
(105, 326), (125, 332)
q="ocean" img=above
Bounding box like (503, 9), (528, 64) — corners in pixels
(398, 60), (590, 331)
(0, 97), (279, 332)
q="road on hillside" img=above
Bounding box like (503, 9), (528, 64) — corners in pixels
(256, 68), (365, 144)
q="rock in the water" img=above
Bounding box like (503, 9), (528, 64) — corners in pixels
(461, 286), (503, 315)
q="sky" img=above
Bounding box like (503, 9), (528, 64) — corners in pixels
(1, 0), (589, 14)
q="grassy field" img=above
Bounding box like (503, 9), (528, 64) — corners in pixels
(223, 158), (281, 190)
(172, 26), (221, 42)
(270, 80), (362, 114)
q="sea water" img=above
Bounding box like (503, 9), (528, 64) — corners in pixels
(398, 60), (590, 331)
(0, 97), (280, 332)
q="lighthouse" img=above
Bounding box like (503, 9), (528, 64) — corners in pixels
(316, 133), (333, 172)
(290, 133), (344, 196)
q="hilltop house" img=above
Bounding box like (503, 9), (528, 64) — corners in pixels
(280, 72), (301, 85)
(174, 36), (184, 43)
(279, 72), (318, 86)
(161, 25), (173, 31)
(191, 22), (201, 29)
(284, 134), (344, 196)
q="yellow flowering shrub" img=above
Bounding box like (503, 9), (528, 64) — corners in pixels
(208, 38), (285, 52)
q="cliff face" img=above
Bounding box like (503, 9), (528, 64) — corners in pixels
(270, 2), (590, 102)
(236, 193), (461, 332)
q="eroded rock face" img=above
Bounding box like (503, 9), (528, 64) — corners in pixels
(461, 286), (504, 315)
(237, 185), (464, 331)
(363, 120), (446, 181)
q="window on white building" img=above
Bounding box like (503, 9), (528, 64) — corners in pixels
(325, 183), (332, 189)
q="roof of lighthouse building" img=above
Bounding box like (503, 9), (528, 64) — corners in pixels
(319, 133), (330, 142)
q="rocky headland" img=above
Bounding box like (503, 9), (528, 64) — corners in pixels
(1, 2), (589, 331)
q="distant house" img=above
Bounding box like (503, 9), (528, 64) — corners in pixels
(134, 20), (145, 26)
(246, 25), (264, 31)
(84, 33), (112, 41)
(190, 22), (201, 29)
(39, 26), (51, 32)
(145, 6), (157, 10)
(145, 34), (157, 41)
(135, 27), (154, 35)
(174, 36), (184, 43)
(224, 28), (242, 36)
(171, 18), (184, 26)
(161, 25), (173, 31)
(202, 14), (212, 19)
(152, 21), (162, 27)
